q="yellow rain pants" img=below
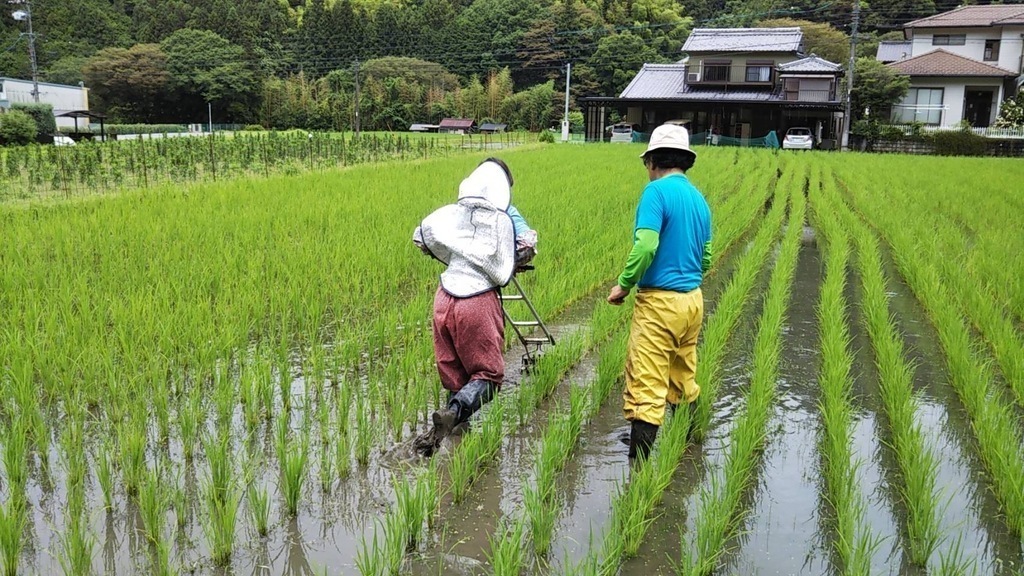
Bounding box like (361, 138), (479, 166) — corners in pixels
(623, 288), (704, 426)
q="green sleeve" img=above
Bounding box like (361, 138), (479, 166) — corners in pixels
(617, 228), (659, 290)
(702, 239), (713, 273)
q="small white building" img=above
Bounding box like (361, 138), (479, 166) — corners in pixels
(0, 77), (91, 131)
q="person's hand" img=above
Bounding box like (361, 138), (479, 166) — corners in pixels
(607, 284), (629, 305)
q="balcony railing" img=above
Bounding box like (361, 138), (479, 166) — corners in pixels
(888, 123), (1024, 139)
(783, 89), (837, 102)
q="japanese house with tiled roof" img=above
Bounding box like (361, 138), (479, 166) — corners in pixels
(581, 27), (845, 146)
(883, 4), (1024, 128)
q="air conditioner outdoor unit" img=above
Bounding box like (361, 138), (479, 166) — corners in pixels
(687, 72), (700, 83)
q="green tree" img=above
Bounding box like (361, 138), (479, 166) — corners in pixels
(44, 55), (89, 85)
(851, 57), (909, 121)
(82, 44), (172, 122)
(32, 0), (132, 62)
(11, 103), (56, 135)
(757, 18), (849, 65)
(501, 80), (556, 130)
(131, 0), (193, 43)
(587, 32), (664, 96)
(0, 109), (39, 145)
(160, 29), (257, 122)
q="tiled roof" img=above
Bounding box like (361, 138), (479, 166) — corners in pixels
(618, 63), (837, 105)
(439, 118), (475, 128)
(876, 41), (912, 63)
(777, 54), (842, 73)
(681, 27), (803, 53)
(619, 64), (688, 98)
(887, 49), (1016, 76)
(905, 4), (1024, 27)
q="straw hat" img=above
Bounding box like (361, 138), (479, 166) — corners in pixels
(640, 123), (696, 159)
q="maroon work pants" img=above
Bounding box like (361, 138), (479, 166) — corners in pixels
(432, 285), (505, 392)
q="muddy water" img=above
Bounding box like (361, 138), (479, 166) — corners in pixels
(401, 291), (602, 575)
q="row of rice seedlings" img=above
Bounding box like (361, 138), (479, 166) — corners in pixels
(462, 305), (634, 574)
(834, 169), (1024, 537)
(810, 173), (879, 574)
(822, 171), (942, 566)
(677, 171), (804, 576)
(521, 385), (590, 558)
(915, 218), (1024, 411)
(692, 180), (791, 438)
(855, 169), (1024, 411)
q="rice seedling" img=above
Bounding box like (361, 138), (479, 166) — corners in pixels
(138, 467), (168, 544)
(935, 534), (978, 576)
(201, 469), (240, 566)
(276, 413), (309, 516)
(393, 472), (430, 552)
(177, 389), (203, 461)
(247, 483), (271, 537)
(55, 512), (95, 576)
(355, 394), (374, 467)
(0, 499), (26, 576)
(2, 415), (29, 496)
(95, 439), (116, 511)
(487, 518), (529, 576)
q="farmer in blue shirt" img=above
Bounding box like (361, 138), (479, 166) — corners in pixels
(607, 123), (712, 463)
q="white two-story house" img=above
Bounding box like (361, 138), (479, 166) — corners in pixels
(885, 4), (1024, 128)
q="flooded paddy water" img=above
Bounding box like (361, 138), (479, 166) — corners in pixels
(4, 150), (1024, 576)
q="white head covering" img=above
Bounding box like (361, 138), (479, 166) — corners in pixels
(416, 161), (516, 297)
(457, 161), (511, 210)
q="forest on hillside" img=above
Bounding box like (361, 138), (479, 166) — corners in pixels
(0, 0), (985, 130)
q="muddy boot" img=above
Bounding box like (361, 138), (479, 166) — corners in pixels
(414, 404), (460, 457)
(627, 420), (659, 462)
(449, 379), (497, 426)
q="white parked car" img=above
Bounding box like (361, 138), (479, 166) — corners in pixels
(782, 127), (813, 150)
(609, 123), (635, 143)
(53, 135), (76, 146)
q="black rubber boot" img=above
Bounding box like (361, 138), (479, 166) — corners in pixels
(449, 379), (497, 425)
(627, 420), (659, 462)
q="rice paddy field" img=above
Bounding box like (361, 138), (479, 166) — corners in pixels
(1, 141), (1023, 575)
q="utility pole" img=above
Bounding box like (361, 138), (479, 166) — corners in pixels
(841, 0), (860, 151)
(9, 0), (39, 103)
(561, 62), (571, 142)
(353, 59), (361, 137)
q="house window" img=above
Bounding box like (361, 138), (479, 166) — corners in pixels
(984, 40), (1000, 61)
(932, 34), (966, 46)
(745, 65), (772, 82)
(892, 87), (944, 125)
(703, 61), (730, 82)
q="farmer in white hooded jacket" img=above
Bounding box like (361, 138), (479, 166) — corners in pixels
(412, 158), (537, 457)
